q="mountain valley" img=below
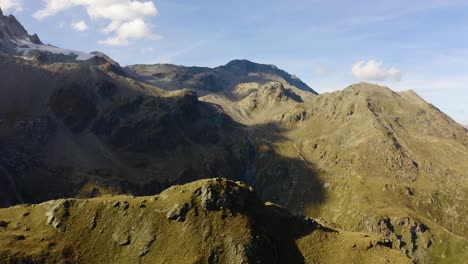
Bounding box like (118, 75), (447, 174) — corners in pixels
(0, 8), (467, 263)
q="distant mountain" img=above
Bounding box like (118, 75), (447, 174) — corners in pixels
(0, 7), (43, 45)
(125, 59), (318, 94)
(0, 7), (119, 64)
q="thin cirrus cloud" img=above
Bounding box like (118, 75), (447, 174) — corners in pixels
(0, 0), (23, 12)
(71, 20), (88, 32)
(313, 65), (327, 76)
(33, 0), (161, 46)
(351, 60), (402, 82)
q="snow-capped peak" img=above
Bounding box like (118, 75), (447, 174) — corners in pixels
(1, 10), (95, 62)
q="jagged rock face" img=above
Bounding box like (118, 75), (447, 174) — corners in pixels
(125, 59), (318, 94)
(0, 10), (37, 45)
(0, 179), (411, 264)
(357, 215), (435, 262)
(0, 12), (101, 62)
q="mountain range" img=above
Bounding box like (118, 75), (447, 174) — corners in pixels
(0, 8), (467, 263)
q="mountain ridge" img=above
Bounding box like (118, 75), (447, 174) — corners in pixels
(125, 59), (318, 95)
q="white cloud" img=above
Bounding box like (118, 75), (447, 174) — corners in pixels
(0, 0), (23, 12)
(98, 19), (160, 46)
(351, 60), (402, 81)
(71, 20), (88, 32)
(34, 0), (160, 46)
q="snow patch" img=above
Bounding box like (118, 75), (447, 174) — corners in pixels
(12, 38), (95, 61)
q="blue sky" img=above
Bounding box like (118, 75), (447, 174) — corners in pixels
(2, 0), (468, 124)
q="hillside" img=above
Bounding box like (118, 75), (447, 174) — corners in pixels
(0, 178), (411, 264)
(199, 82), (468, 263)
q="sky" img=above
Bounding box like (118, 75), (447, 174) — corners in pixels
(1, 0), (468, 124)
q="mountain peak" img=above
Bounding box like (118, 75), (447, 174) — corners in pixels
(224, 59), (279, 71)
(0, 12), (29, 41)
(225, 58), (253, 65)
(343, 82), (396, 96)
(30, 33), (43, 45)
(221, 59), (316, 93)
(225, 59), (277, 68)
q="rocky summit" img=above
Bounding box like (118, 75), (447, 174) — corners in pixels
(0, 10), (467, 264)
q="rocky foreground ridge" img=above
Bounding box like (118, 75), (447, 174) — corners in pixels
(0, 178), (411, 264)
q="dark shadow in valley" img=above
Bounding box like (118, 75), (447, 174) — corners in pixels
(243, 122), (326, 216)
(241, 194), (334, 263)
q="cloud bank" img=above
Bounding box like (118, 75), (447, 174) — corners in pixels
(0, 0), (23, 12)
(34, 0), (160, 46)
(351, 60), (402, 81)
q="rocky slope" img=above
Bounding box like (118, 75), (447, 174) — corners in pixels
(0, 178), (411, 264)
(200, 82), (468, 263)
(0, 53), (253, 208)
(0, 7), (43, 46)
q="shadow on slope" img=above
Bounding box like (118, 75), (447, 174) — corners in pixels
(242, 122), (326, 215)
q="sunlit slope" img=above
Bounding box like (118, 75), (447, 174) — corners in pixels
(201, 82), (468, 263)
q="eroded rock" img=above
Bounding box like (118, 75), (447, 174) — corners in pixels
(196, 179), (255, 211)
(166, 202), (190, 222)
